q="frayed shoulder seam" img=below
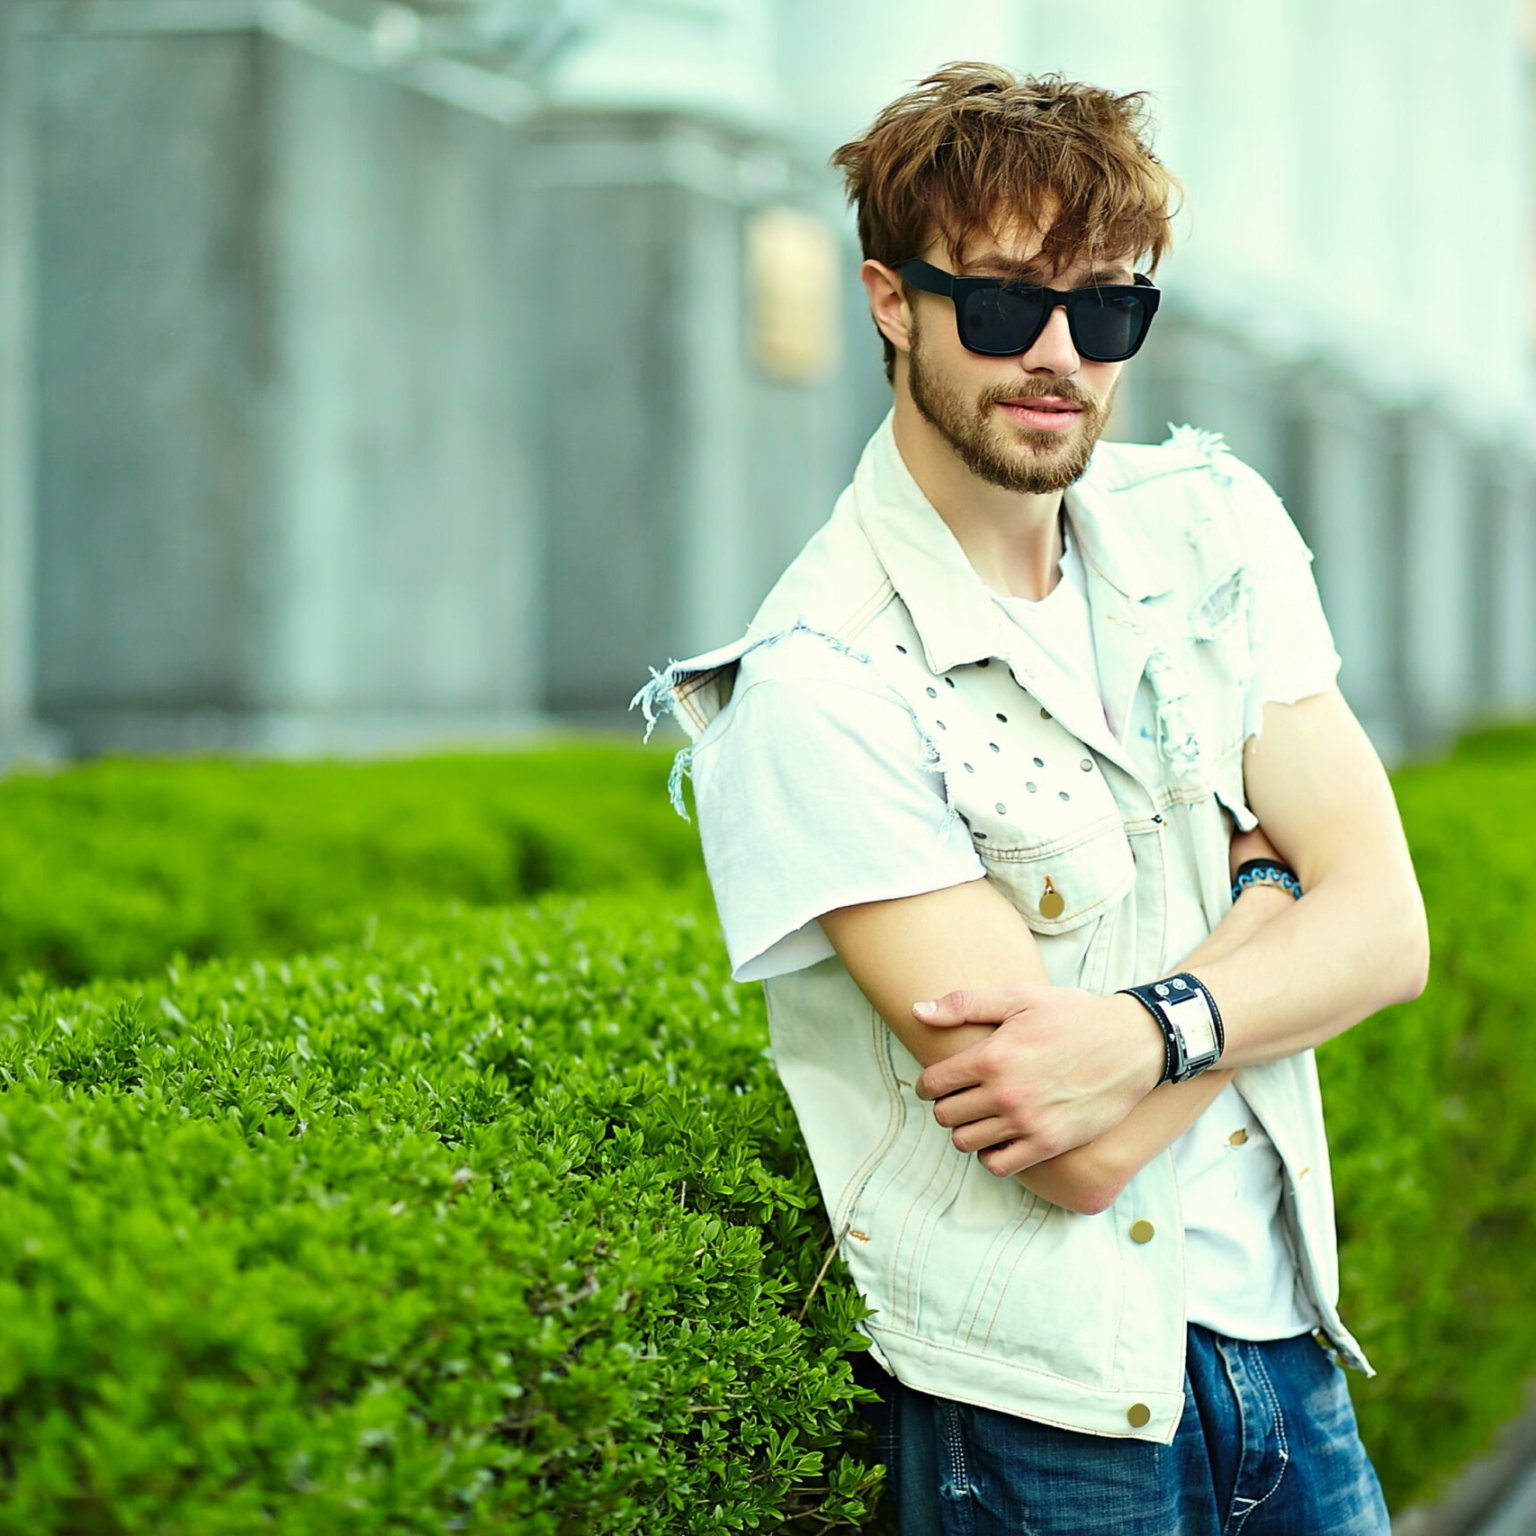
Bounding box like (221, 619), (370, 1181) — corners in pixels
(629, 620), (875, 819)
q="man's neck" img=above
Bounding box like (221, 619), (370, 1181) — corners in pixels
(891, 393), (1066, 602)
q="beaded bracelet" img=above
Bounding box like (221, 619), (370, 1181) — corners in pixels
(1231, 858), (1303, 903)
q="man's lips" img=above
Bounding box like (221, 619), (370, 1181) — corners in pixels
(997, 398), (1086, 432)
(999, 397), (1083, 412)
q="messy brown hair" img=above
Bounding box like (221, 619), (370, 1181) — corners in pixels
(830, 63), (1183, 382)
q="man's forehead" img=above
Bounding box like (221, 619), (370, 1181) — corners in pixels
(931, 220), (1138, 282)
(962, 246), (1136, 283)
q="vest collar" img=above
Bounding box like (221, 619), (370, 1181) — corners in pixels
(850, 410), (1201, 677)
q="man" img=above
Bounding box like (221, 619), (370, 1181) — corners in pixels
(633, 64), (1427, 1535)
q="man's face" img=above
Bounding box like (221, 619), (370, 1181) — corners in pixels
(902, 223), (1132, 495)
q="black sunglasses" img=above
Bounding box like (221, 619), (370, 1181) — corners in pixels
(896, 259), (1161, 362)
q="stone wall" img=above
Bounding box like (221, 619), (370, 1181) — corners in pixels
(2, 0), (1533, 769)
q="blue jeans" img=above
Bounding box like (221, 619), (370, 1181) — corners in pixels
(856, 1325), (1391, 1535)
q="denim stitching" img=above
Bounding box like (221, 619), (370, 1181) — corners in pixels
(1227, 1342), (1291, 1536)
(959, 1192), (1043, 1349)
(960, 810), (1125, 861)
(976, 1204), (1062, 1351)
(824, 1003), (909, 1234)
(938, 1400), (976, 1536)
(894, 1142), (966, 1331)
(1216, 1336), (1255, 1533)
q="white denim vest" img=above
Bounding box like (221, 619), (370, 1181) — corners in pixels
(634, 414), (1371, 1444)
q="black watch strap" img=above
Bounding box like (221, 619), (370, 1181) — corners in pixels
(1117, 973), (1225, 1086)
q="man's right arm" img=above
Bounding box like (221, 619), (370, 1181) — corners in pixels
(819, 857), (1294, 1214)
(684, 656), (1291, 1211)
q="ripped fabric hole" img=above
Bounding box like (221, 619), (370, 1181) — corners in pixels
(1146, 648), (1202, 772)
(1191, 566), (1251, 642)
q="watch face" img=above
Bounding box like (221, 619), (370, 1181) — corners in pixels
(1173, 991), (1219, 1062)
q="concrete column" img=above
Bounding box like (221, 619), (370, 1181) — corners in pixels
(1483, 452), (1536, 716)
(31, 25), (268, 751)
(257, 36), (542, 750)
(1395, 412), (1478, 752)
(0, 0), (65, 771)
(1287, 374), (1406, 758)
(520, 112), (852, 719)
(28, 19), (545, 756)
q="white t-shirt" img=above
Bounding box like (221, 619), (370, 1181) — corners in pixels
(991, 518), (1318, 1341)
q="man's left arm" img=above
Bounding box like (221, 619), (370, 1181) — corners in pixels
(913, 686), (1429, 1171)
(1173, 686), (1428, 1063)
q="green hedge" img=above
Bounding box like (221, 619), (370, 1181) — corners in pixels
(0, 745), (699, 993)
(1, 730), (1535, 1524)
(0, 892), (882, 1533)
(1323, 729), (1536, 1509)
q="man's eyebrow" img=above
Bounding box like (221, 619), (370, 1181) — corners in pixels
(962, 251), (1135, 285)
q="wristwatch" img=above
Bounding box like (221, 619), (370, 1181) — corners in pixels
(1117, 974), (1225, 1086)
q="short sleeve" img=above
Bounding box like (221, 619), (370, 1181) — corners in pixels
(1228, 461), (1342, 730)
(690, 661), (986, 983)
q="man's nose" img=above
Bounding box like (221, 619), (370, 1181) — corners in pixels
(1019, 303), (1080, 375)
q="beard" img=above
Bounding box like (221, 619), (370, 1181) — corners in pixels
(906, 316), (1117, 494)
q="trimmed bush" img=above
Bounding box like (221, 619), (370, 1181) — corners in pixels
(2, 728), (1535, 1524)
(0, 745), (699, 993)
(1323, 731), (1536, 1509)
(0, 891), (881, 1533)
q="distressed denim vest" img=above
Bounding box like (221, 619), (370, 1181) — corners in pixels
(634, 413), (1370, 1444)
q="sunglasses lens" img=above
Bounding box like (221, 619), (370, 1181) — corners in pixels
(1075, 290), (1148, 359)
(960, 288), (1048, 355)
(1071, 291), (1151, 360)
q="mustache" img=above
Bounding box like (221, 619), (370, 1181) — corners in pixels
(981, 380), (1099, 410)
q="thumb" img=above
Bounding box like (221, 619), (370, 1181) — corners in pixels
(912, 986), (1034, 1027)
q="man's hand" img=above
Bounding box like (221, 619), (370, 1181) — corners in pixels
(911, 987), (1165, 1176)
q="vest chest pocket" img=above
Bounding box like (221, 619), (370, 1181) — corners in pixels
(967, 821), (1137, 992)
(976, 822), (1136, 931)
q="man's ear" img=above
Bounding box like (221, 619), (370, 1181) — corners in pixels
(861, 259), (914, 358)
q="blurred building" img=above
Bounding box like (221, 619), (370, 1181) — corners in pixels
(1, 0), (1533, 767)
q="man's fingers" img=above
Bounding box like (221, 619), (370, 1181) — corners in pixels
(915, 1055), (981, 1102)
(927, 1085), (997, 1128)
(912, 986), (1036, 1027)
(978, 1138), (1049, 1178)
(949, 1115), (1021, 1155)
